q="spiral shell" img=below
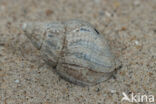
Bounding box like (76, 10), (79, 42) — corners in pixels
(22, 20), (119, 86)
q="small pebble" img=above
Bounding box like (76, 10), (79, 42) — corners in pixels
(15, 79), (20, 83)
(96, 88), (100, 92)
(110, 89), (116, 93)
(134, 40), (139, 45)
(105, 11), (111, 17)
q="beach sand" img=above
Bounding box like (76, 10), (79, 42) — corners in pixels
(0, 0), (155, 103)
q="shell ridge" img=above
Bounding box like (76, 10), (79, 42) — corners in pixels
(68, 40), (102, 53)
(65, 51), (112, 69)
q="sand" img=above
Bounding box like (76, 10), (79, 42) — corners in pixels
(0, 0), (155, 104)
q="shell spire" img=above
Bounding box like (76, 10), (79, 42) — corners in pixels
(22, 22), (47, 49)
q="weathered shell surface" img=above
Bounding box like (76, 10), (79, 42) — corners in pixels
(22, 20), (118, 86)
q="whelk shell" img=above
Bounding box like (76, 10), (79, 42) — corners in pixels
(22, 20), (120, 86)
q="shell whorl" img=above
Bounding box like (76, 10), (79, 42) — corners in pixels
(23, 20), (118, 86)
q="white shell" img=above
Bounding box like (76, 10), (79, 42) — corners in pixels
(22, 20), (119, 86)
